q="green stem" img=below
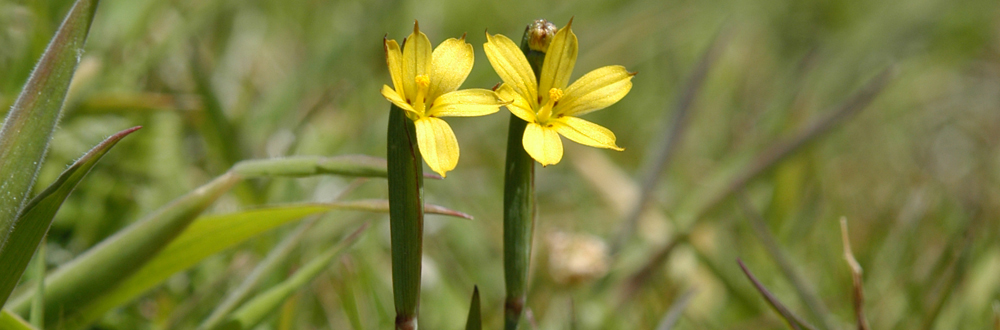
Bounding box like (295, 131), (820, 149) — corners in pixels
(503, 22), (548, 330)
(503, 115), (535, 330)
(29, 239), (44, 329)
(387, 105), (423, 330)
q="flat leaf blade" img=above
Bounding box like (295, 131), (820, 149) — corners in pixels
(0, 0), (100, 249)
(7, 172), (242, 323)
(0, 310), (37, 330)
(0, 126), (139, 307)
(54, 201), (468, 329)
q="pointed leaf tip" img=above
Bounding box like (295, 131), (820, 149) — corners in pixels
(0, 0), (102, 255)
(0, 125), (138, 307)
(465, 285), (482, 330)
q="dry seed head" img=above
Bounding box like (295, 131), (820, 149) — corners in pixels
(547, 231), (610, 286)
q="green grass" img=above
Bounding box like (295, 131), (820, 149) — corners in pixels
(2, 0), (999, 329)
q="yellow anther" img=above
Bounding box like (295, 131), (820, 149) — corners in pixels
(536, 88), (563, 124)
(412, 75), (431, 116)
(415, 75), (431, 88)
(548, 88), (563, 103)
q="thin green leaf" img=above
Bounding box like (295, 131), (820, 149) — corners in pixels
(737, 259), (817, 330)
(655, 289), (697, 330)
(738, 193), (833, 329)
(0, 126), (140, 307)
(465, 286), (482, 330)
(191, 44), (244, 171)
(54, 203), (325, 329)
(199, 179), (368, 330)
(197, 218), (317, 330)
(29, 239), (44, 329)
(233, 155), (442, 179)
(51, 200), (469, 329)
(0, 310), (36, 330)
(0, 0), (99, 257)
(335, 260), (365, 330)
(214, 225), (368, 330)
(7, 172), (242, 324)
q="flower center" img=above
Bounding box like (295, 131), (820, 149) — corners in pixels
(413, 75), (431, 115)
(536, 88), (563, 124)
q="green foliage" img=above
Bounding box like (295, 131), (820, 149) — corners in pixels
(213, 225), (366, 330)
(465, 286), (482, 330)
(6, 172), (241, 323)
(2, 0), (999, 329)
(0, 0), (98, 256)
(0, 126), (139, 307)
(0, 310), (36, 330)
(52, 204), (344, 329)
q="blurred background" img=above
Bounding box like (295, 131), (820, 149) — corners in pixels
(2, 0), (999, 328)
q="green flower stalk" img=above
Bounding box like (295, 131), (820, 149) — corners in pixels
(486, 19), (553, 330)
(484, 18), (635, 330)
(382, 21), (505, 330)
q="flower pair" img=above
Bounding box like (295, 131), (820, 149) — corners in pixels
(381, 20), (634, 176)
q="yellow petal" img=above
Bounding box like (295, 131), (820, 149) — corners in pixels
(384, 38), (406, 98)
(414, 117), (459, 177)
(557, 65), (634, 117)
(497, 84), (536, 123)
(554, 116), (623, 151)
(484, 32), (537, 107)
(522, 122), (563, 166)
(429, 37), (474, 100)
(402, 21), (432, 100)
(427, 89), (503, 117)
(539, 20), (577, 99)
(381, 85), (416, 113)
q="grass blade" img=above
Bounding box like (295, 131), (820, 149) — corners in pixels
(0, 310), (36, 330)
(737, 259), (817, 330)
(214, 225), (368, 330)
(8, 149), (440, 326)
(51, 203), (325, 329)
(7, 172), (241, 323)
(839, 218), (870, 330)
(465, 286), (482, 330)
(232, 155), (441, 179)
(197, 218), (317, 330)
(688, 67), (893, 223)
(655, 289), (697, 330)
(0, 0), (99, 255)
(0, 126), (140, 306)
(190, 44), (244, 172)
(613, 25), (729, 253)
(629, 67), (894, 296)
(28, 240), (43, 329)
(738, 193), (833, 329)
(52, 200), (468, 329)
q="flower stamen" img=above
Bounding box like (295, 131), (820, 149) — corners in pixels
(536, 88), (563, 123)
(414, 74), (431, 115)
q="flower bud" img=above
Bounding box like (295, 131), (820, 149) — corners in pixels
(525, 19), (557, 52)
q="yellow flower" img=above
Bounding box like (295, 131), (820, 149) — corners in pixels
(382, 21), (506, 177)
(484, 19), (634, 166)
